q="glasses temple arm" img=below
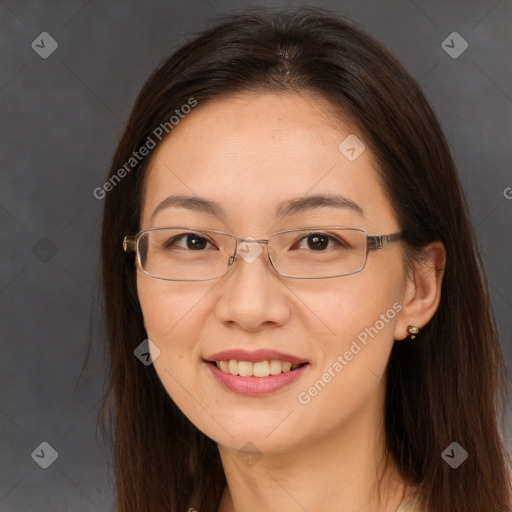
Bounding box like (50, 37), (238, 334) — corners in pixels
(367, 232), (404, 250)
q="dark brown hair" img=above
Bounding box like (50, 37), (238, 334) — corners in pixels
(99, 7), (512, 512)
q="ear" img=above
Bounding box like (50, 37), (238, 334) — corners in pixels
(394, 241), (446, 340)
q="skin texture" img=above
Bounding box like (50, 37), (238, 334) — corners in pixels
(136, 92), (445, 512)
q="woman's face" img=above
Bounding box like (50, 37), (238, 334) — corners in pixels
(136, 92), (409, 454)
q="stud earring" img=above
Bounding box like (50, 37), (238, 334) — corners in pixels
(407, 325), (420, 340)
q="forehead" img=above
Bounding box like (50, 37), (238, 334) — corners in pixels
(139, 92), (397, 233)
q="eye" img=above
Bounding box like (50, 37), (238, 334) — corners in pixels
(292, 232), (349, 251)
(164, 232), (215, 251)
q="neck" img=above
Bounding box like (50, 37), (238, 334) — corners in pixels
(216, 384), (409, 512)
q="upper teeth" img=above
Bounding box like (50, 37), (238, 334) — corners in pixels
(216, 360), (301, 377)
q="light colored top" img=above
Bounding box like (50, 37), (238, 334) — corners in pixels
(396, 491), (421, 512)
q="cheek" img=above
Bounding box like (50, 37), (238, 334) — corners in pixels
(135, 275), (207, 396)
(136, 274), (217, 380)
(294, 256), (404, 344)
(291, 274), (404, 435)
(136, 274), (206, 339)
(136, 275), (237, 441)
(300, 258), (405, 389)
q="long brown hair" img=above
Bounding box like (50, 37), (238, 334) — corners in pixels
(99, 7), (512, 511)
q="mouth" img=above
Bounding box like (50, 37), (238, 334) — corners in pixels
(205, 359), (309, 378)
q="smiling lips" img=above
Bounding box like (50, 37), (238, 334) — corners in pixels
(204, 349), (310, 395)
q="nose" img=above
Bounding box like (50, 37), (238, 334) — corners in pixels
(214, 239), (291, 331)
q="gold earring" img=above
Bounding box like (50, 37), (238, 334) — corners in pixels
(407, 325), (419, 340)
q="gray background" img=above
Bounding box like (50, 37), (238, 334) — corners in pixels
(1, 1), (511, 510)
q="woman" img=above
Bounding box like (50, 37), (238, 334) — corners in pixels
(99, 7), (512, 512)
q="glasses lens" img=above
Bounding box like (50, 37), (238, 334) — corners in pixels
(270, 228), (367, 278)
(138, 228), (235, 280)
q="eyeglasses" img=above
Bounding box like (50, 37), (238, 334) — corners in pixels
(123, 226), (404, 281)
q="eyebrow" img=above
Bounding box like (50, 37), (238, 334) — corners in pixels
(150, 193), (364, 221)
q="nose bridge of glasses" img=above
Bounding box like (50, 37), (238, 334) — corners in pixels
(232, 234), (269, 243)
(229, 236), (271, 267)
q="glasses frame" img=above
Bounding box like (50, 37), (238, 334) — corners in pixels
(123, 226), (404, 281)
